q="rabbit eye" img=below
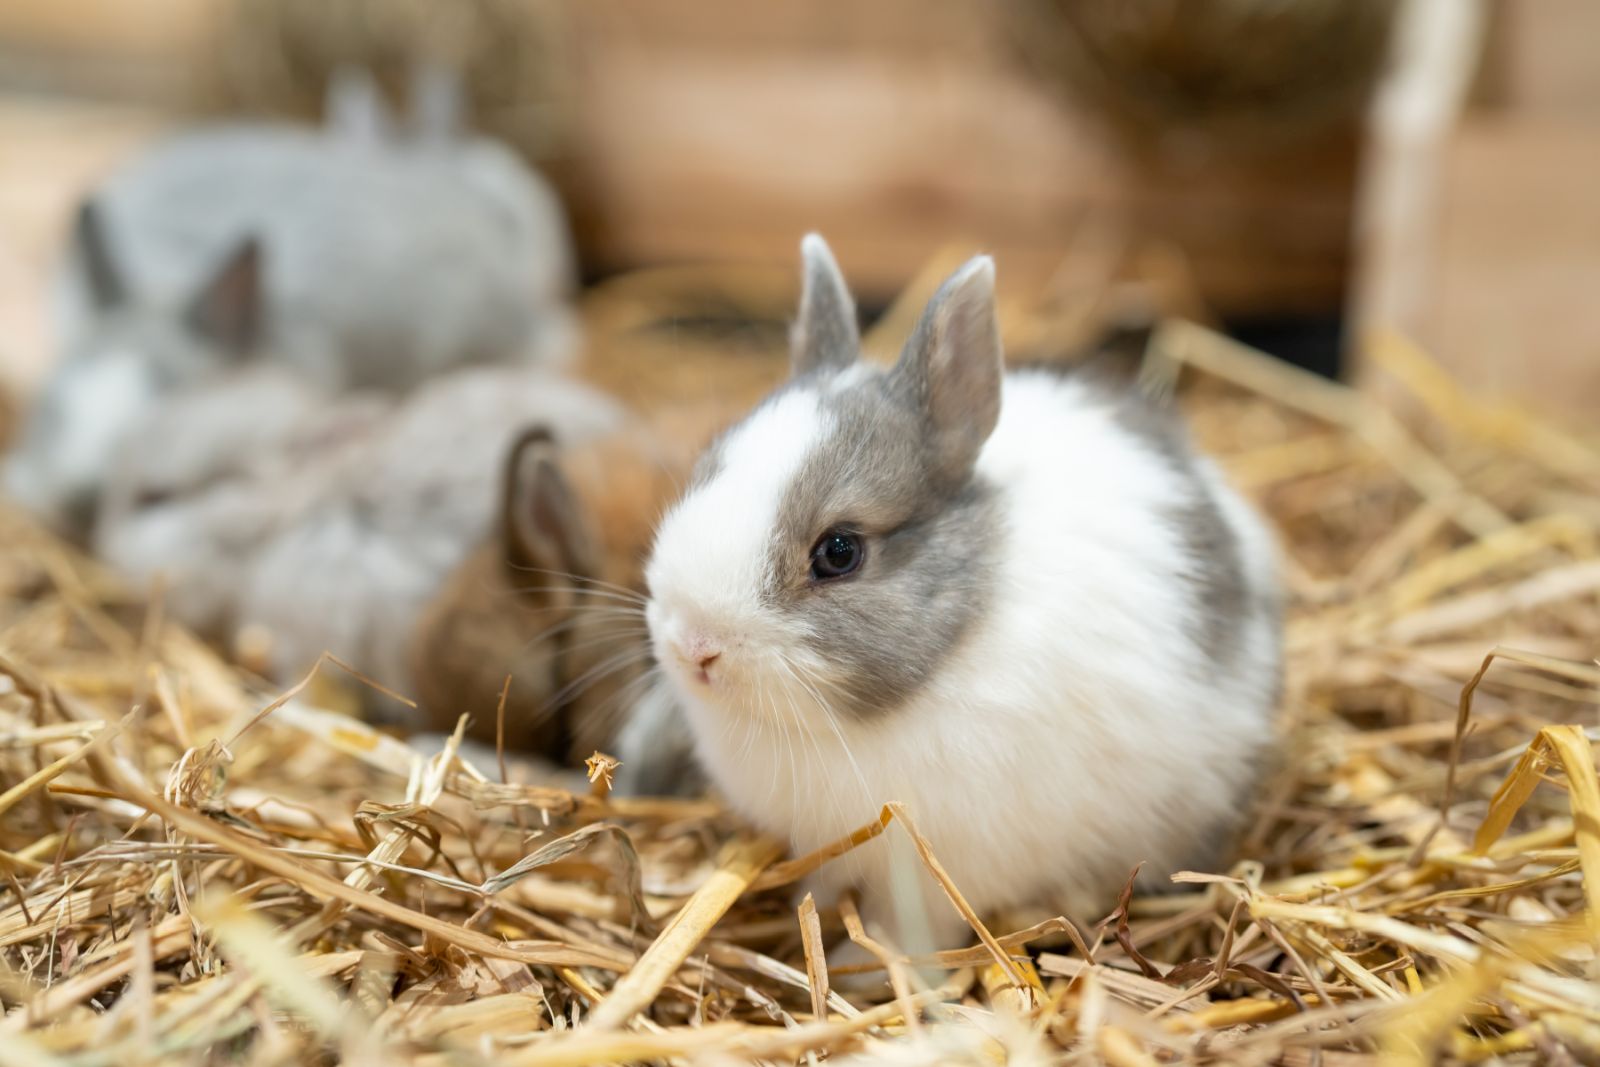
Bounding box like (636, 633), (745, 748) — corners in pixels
(135, 487), (175, 510)
(809, 529), (864, 581)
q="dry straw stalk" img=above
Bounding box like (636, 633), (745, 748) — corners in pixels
(2, 258), (1600, 1064)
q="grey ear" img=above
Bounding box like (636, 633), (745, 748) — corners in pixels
(326, 65), (395, 144)
(502, 427), (596, 581)
(75, 200), (125, 310)
(408, 60), (464, 145)
(185, 237), (263, 355)
(790, 234), (860, 377)
(892, 256), (1002, 485)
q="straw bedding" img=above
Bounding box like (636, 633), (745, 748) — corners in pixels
(2, 283), (1599, 1064)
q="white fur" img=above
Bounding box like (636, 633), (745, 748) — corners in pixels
(647, 369), (1280, 948)
(822, 362), (875, 393)
(3, 351), (151, 520)
(647, 389), (826, 661)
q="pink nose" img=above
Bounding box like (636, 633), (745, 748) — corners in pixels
(676, 632), (723, 677)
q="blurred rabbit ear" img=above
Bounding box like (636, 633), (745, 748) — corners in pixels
(892, 256), (1002, 485)
(325, 65), (395, 144)
(408, 59), (465, 145)
(790, 234), (860, 378)
(502, 427), (597, 583)
(75, 200), (125, 310)
(185, 236), (264, 355)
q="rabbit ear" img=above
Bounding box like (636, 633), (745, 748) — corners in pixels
(502, 427), (597, 583)
(75, 200), (125, 310)
(892, 256), (1002, 485)
(325, 65), (395, 144)
(790, 234), (860, 378)
(408, 59), (465, 145)
(185, 236), (263, 355)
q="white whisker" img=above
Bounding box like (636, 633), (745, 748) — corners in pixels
(784, 654), (877, 885)
(507, 565), (649, 604)
(544, 645), (653, 711)
(514, 612), (647, 658)
(584, 664), (662, 744)
(504, 583), (649, 610)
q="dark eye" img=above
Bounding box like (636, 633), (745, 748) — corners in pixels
(134, 487), (175, 510)
(809, 529), (864, 581)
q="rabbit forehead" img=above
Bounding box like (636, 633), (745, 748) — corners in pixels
(652, 372), (1000, 720)
(650, 387), (829, 612)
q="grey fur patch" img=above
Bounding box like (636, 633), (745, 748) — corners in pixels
(762, 373), (1001, 719)
(1068, 361), (1282, 874)
(1176, 489), (1249, 669)
(1079, 369), (1253, 675)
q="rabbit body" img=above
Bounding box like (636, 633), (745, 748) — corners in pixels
(61, 125), (575, 388)
(9, 120), (576, 532)
(636, 238), (1283, 948)
(411, 404), (745, 775)
(96, 366), (623, 699)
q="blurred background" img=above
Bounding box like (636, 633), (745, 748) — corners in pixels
(0, 0), (1593, 418)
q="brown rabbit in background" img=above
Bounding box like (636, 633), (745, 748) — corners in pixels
(407, 266), (795, 775)
(408, 404), (737, 777)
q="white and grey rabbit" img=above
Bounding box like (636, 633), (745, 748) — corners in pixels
(7, 68), (577, 534)
(95, 365), (624, 702)
(630, 236), (1283, 949)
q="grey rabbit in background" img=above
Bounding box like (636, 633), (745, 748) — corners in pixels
(95, 364), (626, 706)
(5, 65), (579, 536)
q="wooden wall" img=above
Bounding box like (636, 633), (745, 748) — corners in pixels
(1405, 0), (1600, 417)
(0, 0), (1363, 319)
(551, 1), (1361, 315)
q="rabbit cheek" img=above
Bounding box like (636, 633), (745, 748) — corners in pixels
(776, 481), (1001, 721)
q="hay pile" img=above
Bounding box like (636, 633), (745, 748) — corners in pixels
(2, 284), (1600, 1065)
(1012, 0), (1399, 148)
